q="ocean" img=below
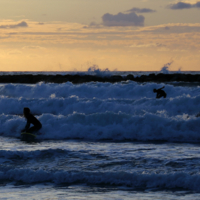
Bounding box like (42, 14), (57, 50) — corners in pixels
(1, 70), (200, 199)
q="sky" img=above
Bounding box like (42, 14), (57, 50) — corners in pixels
(0, 0), (200, 71)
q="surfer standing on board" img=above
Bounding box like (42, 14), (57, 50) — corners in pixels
(21, 107), (42, 133)
(153, 86), (167, 99)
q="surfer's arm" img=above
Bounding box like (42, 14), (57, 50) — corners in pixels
(22, 120), (30, 132)
(158, 86), (165, 90)
(25, 121), (30, 130)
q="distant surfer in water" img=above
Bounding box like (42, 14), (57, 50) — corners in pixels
(153, 86), (167, 99)
(196, 113), (200, 118)
(21, 107), (42, 133)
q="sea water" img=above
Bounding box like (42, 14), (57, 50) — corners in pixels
(1, 71), (200, 199)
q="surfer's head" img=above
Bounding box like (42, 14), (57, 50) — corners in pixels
(153, 89), (157, 93)
(23, 107), (30, 118)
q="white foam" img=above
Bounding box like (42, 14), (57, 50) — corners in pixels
(0, 81), (200, 142)
(0, 112), (199, 142)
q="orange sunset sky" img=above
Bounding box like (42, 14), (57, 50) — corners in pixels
(0, 0), (200, 71)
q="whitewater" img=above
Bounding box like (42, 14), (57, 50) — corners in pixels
(1, 70), (200, 199)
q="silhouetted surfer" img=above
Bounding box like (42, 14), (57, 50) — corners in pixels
(196, 113), (200, 118)
(21, 107), (42, 133)
(153, 86), (167, 99)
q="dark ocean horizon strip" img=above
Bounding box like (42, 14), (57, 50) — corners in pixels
(0, 73), (200, 84)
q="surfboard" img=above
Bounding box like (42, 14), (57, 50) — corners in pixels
(21, 132), (36, 142)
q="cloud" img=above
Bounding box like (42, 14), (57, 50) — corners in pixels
(0, 21), (28, 29)
(102, 12), (145, 27)
(86, 8), (150, 28)
(165, 26), (170, 30)
(168, 1), (200, 9)
(127, 7), (156, 13)
(85, 21), (102, 28)
(196, 2), (200, 7)
(22, 46), (46, 50)
(16, 21), (28, 27)
(138, 23), (200, 34)
(8, 50), (22, 55)
(130, 43), (166, 48)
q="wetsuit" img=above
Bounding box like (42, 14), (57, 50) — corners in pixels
(22, 113), (42, 133)
(156, 89), (167, 98)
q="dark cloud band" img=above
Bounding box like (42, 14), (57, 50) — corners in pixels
(0, 21), (28, 29)
(169, 1), (200, 9)
(102, 12), (145, 27)
(127, 7), (156, 13)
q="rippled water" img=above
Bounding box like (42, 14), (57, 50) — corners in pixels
(1, 137), (200, 199)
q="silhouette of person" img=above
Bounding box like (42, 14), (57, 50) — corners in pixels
(21, 107), (42, 133)
(153, 86), (167, 99)
(196, 113), (200, 118)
